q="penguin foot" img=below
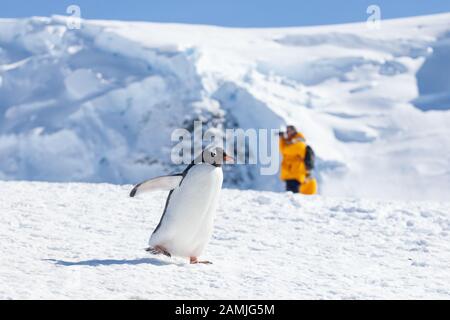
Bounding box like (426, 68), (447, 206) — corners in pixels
(190, 257), (212, 264)
(146, 246), (171, 257)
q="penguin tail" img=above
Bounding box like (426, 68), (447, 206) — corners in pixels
(145, 246), (171, 257)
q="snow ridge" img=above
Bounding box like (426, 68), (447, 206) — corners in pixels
(1, 14), (450, 200)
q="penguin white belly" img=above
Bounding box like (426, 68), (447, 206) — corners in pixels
(148, 163), (223, 257)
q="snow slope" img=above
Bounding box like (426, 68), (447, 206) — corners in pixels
(1, 181), (449, 299)
(1, 14), (450, 200)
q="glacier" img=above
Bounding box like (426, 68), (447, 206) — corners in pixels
(0, 14), (450, 200)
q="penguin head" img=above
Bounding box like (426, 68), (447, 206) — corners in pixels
(201, 147), (234, 167)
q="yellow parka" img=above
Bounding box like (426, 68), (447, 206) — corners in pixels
(279, 132), (308, 184)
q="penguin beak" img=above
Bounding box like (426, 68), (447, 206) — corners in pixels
(223, 154), (235, 164)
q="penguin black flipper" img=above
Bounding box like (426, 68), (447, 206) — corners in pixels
(130, 174), (183, 197)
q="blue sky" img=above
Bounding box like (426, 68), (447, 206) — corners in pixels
(1, 0), (450, 27)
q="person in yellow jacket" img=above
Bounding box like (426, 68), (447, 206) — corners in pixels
(279, 125), (318, 195)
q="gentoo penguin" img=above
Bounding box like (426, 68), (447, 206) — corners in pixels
(130, 147), (234, 264)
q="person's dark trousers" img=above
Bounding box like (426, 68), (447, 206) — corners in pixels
(285, 179), (300, 193)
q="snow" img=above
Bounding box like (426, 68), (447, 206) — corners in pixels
(1, 180), (449, 299)
(1, 13), (450, 299)
(0, 14), (450, 200)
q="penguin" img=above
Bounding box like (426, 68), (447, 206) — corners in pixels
(130, 147), (234, 264)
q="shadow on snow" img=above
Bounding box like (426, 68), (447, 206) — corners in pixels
(44, 257), (174, 267)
